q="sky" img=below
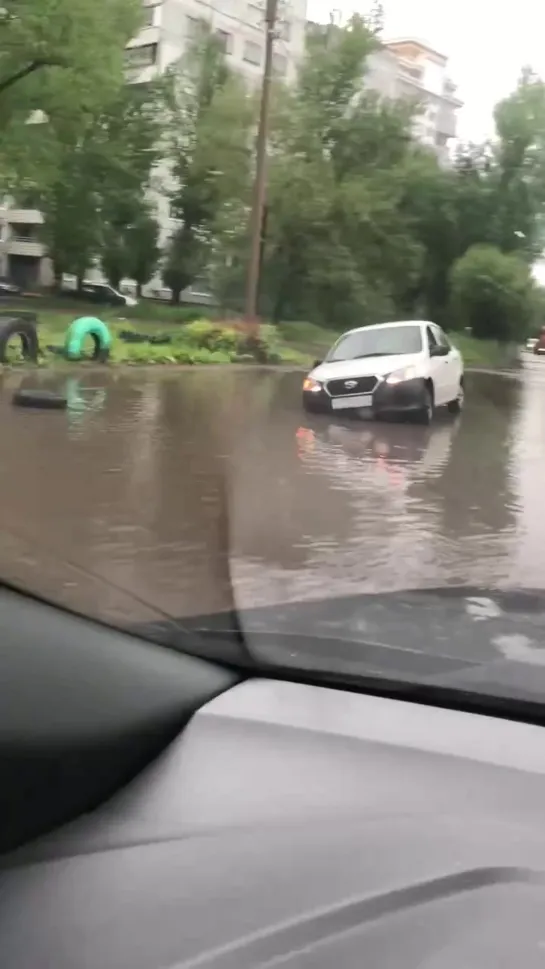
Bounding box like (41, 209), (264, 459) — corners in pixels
(306, 0), (545, 141)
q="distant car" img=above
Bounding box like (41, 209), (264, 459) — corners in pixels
(61, 282), (138, 308)
(527, 338), (538, 351)
(0, 281), (22, 298)
(533, 330), (545, 355)
(82, 283), (138, 308)
(302, 320), (464, 425)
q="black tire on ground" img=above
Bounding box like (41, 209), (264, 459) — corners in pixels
(12, 389), (68, 410)
(414, 386), (435, 425)
(447, 379), (465, 415)
(149, 334), (171, 345)
(119, 330), (147, 344)
(0, 316), (39, 363)
(91, 337), (110, 363)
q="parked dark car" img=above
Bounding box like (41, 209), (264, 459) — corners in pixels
(60, 283), (137, 308)
(533, 327), (545, 354)
(0, 281), (22, 299)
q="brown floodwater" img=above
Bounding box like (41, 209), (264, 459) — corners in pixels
(0, 359), (543, 629)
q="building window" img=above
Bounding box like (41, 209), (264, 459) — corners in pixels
(246, 3), (263, 27)
(141, 5), (155, 27)
(124, 43), (158, 69)
(279, 19), (290, 41)
(435, 132), (448, 147)
(186, 15), (205, 39)
(273, 52), (287, 76)
(243, 39), (262, 65)
(216, 28), (233, 54)
(404, 65), (423, 80)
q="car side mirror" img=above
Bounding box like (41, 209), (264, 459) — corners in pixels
(430, 344), (449, 357)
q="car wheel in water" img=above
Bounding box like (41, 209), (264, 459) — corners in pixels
(447, 380), (464, 415)
(415, 387), (434, 425)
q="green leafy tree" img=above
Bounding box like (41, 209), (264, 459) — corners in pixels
(449, 244), (535, 342)
(216, 46), (545, 336)
(102, 205), (161, 293)
(38, 82), (163, 287)
(0, 0), (142, 186)
(400, 71), (545, 329)
(162, 27), (255, 303)
(490, 69), (545, 258)
(226, 15), (422, 326)
(127, 210), (161, 296)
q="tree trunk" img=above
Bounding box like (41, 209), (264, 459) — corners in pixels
(53, 265), (63, 293)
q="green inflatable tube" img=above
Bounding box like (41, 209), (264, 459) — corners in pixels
(64, 316), (112, 362)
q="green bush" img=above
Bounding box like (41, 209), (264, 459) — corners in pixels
(182, 320), (281, 361)
(449, 245), (534, 343)
(182, 320), (217, 345)
(182, 320), (240, 352)
(236, 323), (284, 363)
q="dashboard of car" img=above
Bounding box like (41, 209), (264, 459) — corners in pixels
(3, 592), (545, 969)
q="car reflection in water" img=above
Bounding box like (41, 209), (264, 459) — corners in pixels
(296, 412), (460, 496)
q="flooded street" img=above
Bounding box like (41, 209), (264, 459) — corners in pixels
(0, 359), (544, 629)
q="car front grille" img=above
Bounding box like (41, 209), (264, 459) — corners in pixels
(326, 375), (378, 397)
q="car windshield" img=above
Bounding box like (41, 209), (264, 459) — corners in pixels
(1, 6), (544, 716)
(326, 325), (423, 361)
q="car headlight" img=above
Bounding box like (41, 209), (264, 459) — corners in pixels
(385, 365), (419, 385)
(303, 377), (322, 393)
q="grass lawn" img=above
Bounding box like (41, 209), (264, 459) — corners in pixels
(0, 308), (310, 367)
(447, 331), (520, 370)
(0, 302), (521, 370)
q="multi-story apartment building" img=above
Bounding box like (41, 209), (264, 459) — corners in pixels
(125, 0), (305, 86)
(365, 38), (462, 163)
(0, 0), (307, 291)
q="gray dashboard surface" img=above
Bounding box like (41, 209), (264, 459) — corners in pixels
(3, 679), (545, 968)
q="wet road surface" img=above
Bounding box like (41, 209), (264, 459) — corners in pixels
(0, 359), (544, 629)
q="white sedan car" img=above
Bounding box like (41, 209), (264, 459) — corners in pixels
(302, 320), (464, 425)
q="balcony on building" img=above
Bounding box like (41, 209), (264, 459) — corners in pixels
(397, 59), (425, 88)
(436, 103), (458, 139)
(6, 223), (45, 258)
(442, 78), (462, 104)
(6, 208), (42, 225)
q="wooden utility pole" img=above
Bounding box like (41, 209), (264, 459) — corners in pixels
(244, 0), (278, 329)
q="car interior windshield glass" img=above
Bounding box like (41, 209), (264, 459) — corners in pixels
(327, 325), (423, 361)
